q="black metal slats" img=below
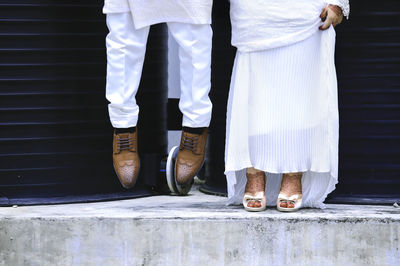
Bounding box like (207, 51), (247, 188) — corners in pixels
(327, 0), (400, 203)
(1, 0), (399, 204)
(0, 0), (168, 204)
(200, 0), (236, 195)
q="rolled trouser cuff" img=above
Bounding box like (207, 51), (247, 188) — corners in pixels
(108, 104), (138, 128)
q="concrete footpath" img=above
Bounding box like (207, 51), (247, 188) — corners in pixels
(0, 188), (399, 266)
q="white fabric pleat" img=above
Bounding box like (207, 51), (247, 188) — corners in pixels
(225, 27), (338, 208)
(230, 0), (326, 52)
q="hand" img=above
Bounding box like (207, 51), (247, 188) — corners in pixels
(319, 4), (343, 31)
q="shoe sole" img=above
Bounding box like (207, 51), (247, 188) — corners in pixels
(244, 206), (267, 212)
(276, 207), (300, 212)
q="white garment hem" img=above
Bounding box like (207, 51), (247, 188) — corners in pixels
(225, 166), (331, 176)
(133, 17), (211, 30)
(110, 120), (138, 129)
(225, 169), (338, 209)
(182, 122), (211, 128)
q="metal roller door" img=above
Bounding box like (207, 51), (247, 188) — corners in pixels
(0, 0), (168, 205)
(327, 0), (400, 204)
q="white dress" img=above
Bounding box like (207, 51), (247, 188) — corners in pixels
(225, 0), (349, 208)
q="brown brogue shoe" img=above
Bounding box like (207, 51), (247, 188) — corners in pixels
(175, 128), (208, 185)
(112, 130), (140, 189)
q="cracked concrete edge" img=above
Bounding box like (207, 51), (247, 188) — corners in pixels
(0, 215), (399, 266)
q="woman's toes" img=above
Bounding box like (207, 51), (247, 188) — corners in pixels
(254, 201), (262, 208)
(280, 201), (288, 208)
(287, 202), (295, 208)
(247, 200), (255, 207)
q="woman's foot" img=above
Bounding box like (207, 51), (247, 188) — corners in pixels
(243, 168), (266, 212)
(277, 172), (303, 212)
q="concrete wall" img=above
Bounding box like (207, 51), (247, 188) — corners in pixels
(1, 214), (399, 265)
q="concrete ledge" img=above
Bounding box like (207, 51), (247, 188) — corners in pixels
(1, 189), (399, 266)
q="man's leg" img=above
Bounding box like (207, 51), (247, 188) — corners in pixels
(105, 12), (149, 188)
(167, 22), (213, 185)
(167, 22), (213, 128)
(106, 12), (149, 129)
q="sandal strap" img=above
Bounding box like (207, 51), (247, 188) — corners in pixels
(278, 193), (302, 201)
(245, 197), (264, 202)
(244, 192), (265, 201)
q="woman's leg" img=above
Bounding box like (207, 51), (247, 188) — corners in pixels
(279, 172), (303, 209)
(245, 168), (266, 208)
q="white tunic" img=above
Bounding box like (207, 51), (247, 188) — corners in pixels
(230, 0), (325, 52)
(230, 0), (349, 52)
(225, 0), (349, 208)
(103, 0), (213, 29)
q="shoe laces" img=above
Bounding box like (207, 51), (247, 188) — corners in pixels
(180, 133), (199, 153)
(116, 134), (136, 153)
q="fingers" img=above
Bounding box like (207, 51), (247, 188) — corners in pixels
(337, 15), (343, 25)
(320, 6), (328, 21)
(328, 4), (343, 17)
(332, 17), (341, 27)
(321, 7), (345, 30)
(331, 15), (343, 28)
(319, 16), (332, 30)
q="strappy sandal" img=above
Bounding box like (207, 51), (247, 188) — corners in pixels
(277, 173), (303, 212)
(243, 170), (266, 212)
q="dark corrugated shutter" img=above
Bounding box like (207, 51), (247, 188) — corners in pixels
(199, 0), (235, 196)
(1, 0), (398, 205)
(0, 1), (168, 205)
(327, 0), (400, 204)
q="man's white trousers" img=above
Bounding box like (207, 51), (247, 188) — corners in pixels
(105, 12), (213, 128)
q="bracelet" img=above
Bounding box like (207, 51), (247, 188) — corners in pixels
(328, 4), (343, 16)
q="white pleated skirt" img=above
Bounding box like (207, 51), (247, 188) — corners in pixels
(225, 28), (339, 208)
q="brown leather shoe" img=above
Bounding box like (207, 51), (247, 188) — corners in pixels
(112, 130), (140, 189)
(175, 128), (208, 185)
